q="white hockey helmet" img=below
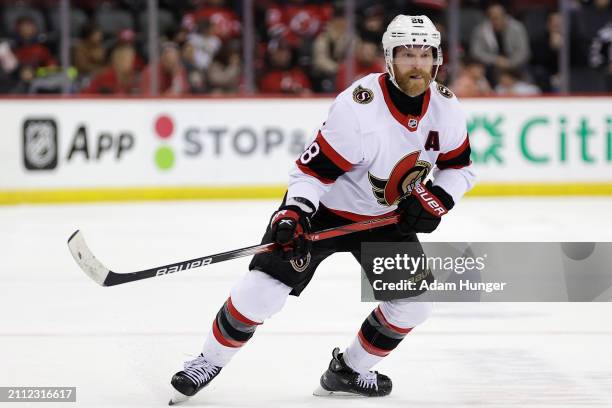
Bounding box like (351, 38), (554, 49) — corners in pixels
(382, 15), (443, 89)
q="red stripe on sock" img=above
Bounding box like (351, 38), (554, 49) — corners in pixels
(375, 306), (414, 335)
(227, 297), (261, 326)
(357, 330), (391, 357)
(212, 320), (244, 348)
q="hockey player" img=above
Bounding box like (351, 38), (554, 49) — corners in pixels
(169, 14), (475, 404)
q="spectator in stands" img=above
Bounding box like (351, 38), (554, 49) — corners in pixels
(565, 0), (612, 91)
(208, 42), (242, 94)
(141, 42), (189, 95)
(114, 28), (145, 71)
(494, 67), (540, 95)
(173, 14), (196, 47)
(186, 19), (221, 71)
(312, 5), (352, 92)
(470, 2), (530, 86)
(450, 57), (492, 97)
(182, 39), (208, 93)
(335, 37), (385, 91)
(10, 65), (36, 94)
(11, 16), (56, 69)
(81, 44), (138, 94)
(190, 0), (241, 41)
(530, 11), (562, 93)
(0, 40), (18, 93)
(265, 0), (332, 49)
(264, 0), (332, 73)
(357, 4), (386, 43)
(575, 0), (612, 46)
(259, 38), (311, 94)
(589, 21), (612, 91)
(73, 23), (106, 79)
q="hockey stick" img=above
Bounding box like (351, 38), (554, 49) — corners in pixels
(67, 215), (400, 287)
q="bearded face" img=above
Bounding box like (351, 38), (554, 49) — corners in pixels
(395, 66), (432, 97)
(392, 46), (434, 97)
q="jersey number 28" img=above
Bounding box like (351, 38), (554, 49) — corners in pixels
(299, 142), (320, 164)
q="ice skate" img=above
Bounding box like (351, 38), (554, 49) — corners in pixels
(313, 347), (392, 397)
(169, 354), (222, 405)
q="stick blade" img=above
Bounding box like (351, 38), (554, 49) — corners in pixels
(67, 230), (110, 286)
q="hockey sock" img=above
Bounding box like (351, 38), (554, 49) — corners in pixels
(343, 305), (413, 374)
(201, 296), (262, 367)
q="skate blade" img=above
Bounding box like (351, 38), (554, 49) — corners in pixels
(313, 385), (361, 398)
(168, 390), (190, 405)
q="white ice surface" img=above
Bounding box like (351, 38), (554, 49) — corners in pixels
(1, 198), (612, 407)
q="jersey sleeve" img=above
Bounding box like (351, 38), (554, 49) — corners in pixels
(433, 108), (476, 204)
(287, 96), (363, 209)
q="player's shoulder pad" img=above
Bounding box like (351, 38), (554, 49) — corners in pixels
(436, 83), (454, 99)
(431, 82), (466, 128)
(340, 73), (379, 105)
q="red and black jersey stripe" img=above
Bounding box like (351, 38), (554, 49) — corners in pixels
(436, 136), (472, 170)
(296, 131), (353, 184)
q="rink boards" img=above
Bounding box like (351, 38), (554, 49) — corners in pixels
(1, 96), (611, 203)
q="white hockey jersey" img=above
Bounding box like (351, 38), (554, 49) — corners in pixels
(287, 73), (476, 220)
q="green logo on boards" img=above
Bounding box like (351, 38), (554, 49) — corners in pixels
(468, 115), (612, 166)
(468, 116), (504, 164)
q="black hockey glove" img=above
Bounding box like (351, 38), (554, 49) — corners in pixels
(397, 181), (454, 234)
(270, 197), (316, 261)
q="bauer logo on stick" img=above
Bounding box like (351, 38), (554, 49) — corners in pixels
(352, 85), (374, 104)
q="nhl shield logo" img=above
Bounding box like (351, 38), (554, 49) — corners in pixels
(407, 118), (419, 129)
(368, 151), (432, 206)
(23, 119), (58, 170)
(352, 85), (374, 104)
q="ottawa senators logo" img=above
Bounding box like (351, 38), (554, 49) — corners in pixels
(290, 253), (311, 272)
(368, 151), (432, 206)
(352, 85), (374, 104)
(437, 84), (454, 99)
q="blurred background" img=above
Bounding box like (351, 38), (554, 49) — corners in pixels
(0, 0), (610, 96)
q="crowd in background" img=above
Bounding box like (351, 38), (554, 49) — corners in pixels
(0, 0), (611, 96)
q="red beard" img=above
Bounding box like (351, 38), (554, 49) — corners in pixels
(395, 68), (432, 96)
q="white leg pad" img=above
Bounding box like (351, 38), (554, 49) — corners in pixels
(201, 270), (292, 367)
(343, 300), (433, 374)
(378, 299), (434, 328)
